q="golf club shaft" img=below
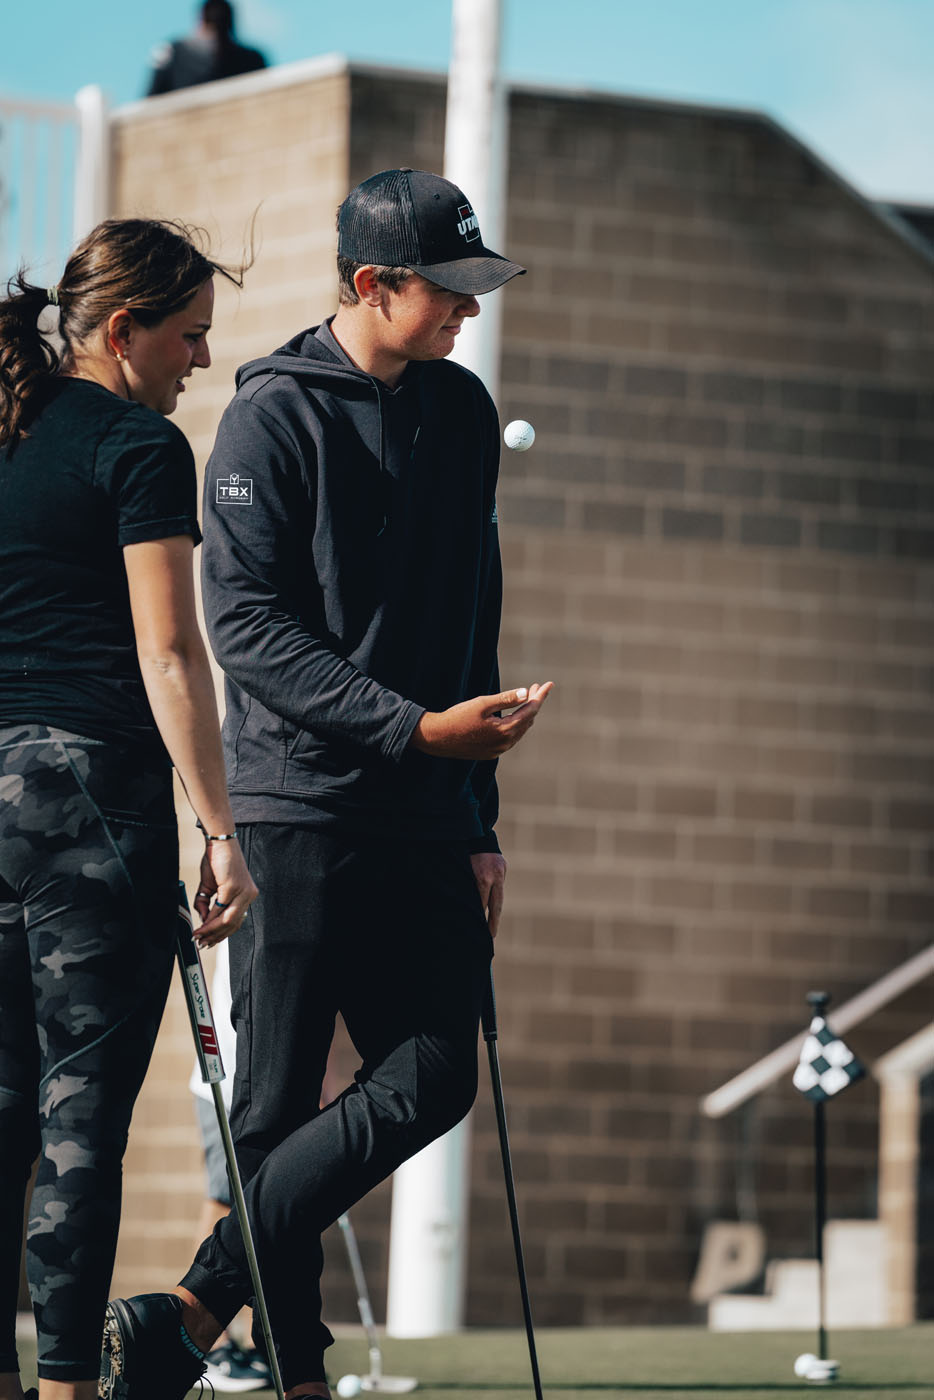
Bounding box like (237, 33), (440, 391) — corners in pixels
(338, 1213), (383, 1370)
(175, 890), (286, 1400)
(482, 969), (544, 1400)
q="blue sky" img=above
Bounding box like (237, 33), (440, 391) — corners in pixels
(3, 0), (934, 205)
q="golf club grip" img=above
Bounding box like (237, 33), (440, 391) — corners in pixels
(175, 884), (225, 1085)
(481, 963), (498, 1041)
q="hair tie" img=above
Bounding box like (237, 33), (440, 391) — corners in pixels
(47, 286), (60, 307)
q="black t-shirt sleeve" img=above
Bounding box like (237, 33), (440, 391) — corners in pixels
(98, 409), (202, 548)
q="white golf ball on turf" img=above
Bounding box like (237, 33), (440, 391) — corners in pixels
(794, 1353), (817, 1378)
(337, 1376), (363, 1397)
(504, 419), (535, 452)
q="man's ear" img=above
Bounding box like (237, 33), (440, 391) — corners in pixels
(353, 265), (383, 307)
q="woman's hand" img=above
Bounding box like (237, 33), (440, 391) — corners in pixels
(192, 838), (257, 947)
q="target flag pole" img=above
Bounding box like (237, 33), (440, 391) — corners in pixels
(792, 990), (866, 1384)
(175, 884), (286, 1400)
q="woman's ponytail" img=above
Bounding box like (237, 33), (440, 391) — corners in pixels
(0, 274), (61, 449)
(1, 216), (249, 451)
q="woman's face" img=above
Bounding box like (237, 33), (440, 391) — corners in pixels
(119, 278), (215, 414)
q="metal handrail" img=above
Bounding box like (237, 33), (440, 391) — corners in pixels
(701, 943), (934, 1119)
(0, 94), (75, 120)
(0, 85), (107, 283)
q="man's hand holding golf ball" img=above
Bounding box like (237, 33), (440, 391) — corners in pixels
(411, 682), (553, 761)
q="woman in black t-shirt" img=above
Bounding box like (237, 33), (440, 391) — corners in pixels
(0, 219), (257, 1400)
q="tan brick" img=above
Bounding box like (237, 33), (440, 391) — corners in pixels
(734, 696), (801, 731)
(530, 817), (600, 855)
(574, 775), (641, 812)
(728, 880), (795, 914)
(646, 875), (717, 911)
(568, 965), (641, 1000)
(767, 930), (839, 964)
(806, 885), (873, 919)
(733, 787), (799, 823)
(845, 841), (913, 877)
(601, 919), (678, 956)
(692, 832), (757, 865)
(652, 783), (719, 818)
(565, 867), (639, 906)
(811, 794), (875, 827)
(608, 1014), (673, 1048)
(614, 826), (679, 861)
(770, 837), (835, 869)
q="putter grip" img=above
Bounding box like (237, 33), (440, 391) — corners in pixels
(175, 882), (226, 1085)
(481, 965), (498, 1041)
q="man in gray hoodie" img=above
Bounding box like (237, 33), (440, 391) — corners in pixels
(101, 168), (552, 1400)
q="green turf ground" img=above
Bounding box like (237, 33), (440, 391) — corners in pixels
(317, 1326), (933, 1400)
(14, 1321), (934, 1398)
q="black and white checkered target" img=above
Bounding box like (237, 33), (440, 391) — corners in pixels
(793, 1016), (865, 1101)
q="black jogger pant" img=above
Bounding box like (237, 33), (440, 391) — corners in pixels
(180, 823), (493, 1388)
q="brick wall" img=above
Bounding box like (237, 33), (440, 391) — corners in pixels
(87, 65), (933, 1327)
(493, 88), (934, 1325)
(347, 72), (934, 1326)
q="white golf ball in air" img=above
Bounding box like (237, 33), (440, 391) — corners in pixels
(504, 419), (535, 452)
(337, 1376), (363, 1398)
(793, 1354), (817, 1379)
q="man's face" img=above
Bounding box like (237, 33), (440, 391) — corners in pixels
(382, 273), (481, 362)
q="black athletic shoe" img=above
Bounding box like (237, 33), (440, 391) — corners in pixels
(99, 1292), (207, 1400)
(24, 1390), (38, 1400)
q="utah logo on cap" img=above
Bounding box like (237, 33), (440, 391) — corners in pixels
(456, 203), (480, 242)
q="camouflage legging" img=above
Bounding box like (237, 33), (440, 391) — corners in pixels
(0, 725), (179, 1382)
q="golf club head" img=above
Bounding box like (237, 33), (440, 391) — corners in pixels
(361, 1377), (418, 1393)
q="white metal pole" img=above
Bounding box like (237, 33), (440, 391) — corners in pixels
(385, 1130), (471, 1337)
(73, 85), (109, 242)
(385, 0), (507, 1339)
(443, 0), (507, 400)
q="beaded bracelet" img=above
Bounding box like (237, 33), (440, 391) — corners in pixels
(196, 820), (237, 842)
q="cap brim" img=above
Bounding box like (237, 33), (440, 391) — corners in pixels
(409, 252), (526, 295)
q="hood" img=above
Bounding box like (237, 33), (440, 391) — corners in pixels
(235, 326), (377, 394)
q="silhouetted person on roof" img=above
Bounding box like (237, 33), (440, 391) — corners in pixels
(147, 0), (266, 97)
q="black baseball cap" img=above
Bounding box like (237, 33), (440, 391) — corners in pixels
(338, 168), (526, 296)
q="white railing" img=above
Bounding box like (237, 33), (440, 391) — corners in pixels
(702, 943), (934, 1119)
(0, 85), (107, 286)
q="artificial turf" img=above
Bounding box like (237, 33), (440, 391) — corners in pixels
(14, 1320), (933, 1398)
(270, 1324), (933, 1399)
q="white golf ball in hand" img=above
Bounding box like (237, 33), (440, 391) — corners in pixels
(504, 419), (535, 452)
(337, 1376), (363, 1397)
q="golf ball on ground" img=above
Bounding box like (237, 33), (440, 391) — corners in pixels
(504, 419), (535, 452)
(794, 1354), (817, 1378)
(337, 1376), (362, 1397)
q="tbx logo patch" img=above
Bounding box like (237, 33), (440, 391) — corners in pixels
(456, 203), (480, 242)
(216, 473), (253, 505)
